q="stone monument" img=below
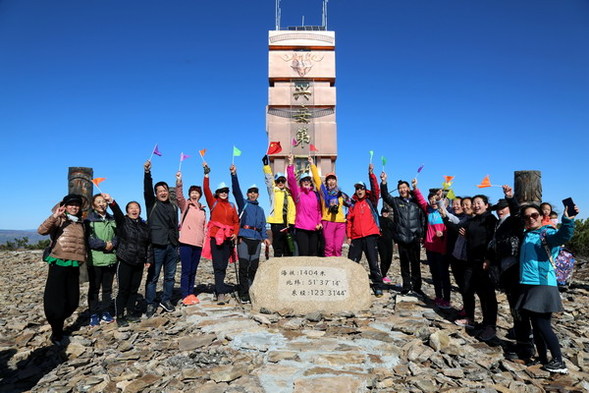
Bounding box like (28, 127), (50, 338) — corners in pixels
(249, 257), (372, 315)
(266, 23), (337, 178)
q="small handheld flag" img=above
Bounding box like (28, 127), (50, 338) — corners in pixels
(232, 146), (242, 164)
(310, 144), (319, 152)
(369, 150), (374, 164)
(199, 149), (206, 162)
(92, 178), (106, 194)
(476, 175), (502, 188)
(415, 163), (425, 178)
(267, 141), (283, 155)
(179, 152), (190, 171)
(148, 143), (162, 161)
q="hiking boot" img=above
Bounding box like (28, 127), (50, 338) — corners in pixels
(101, 312), (114, 323)
(542, 359), (568, 374)
(182, 296), (194, 306)
(126, 314), (141, 323)
(146, 304), (157, 318)
(374, 288), (383, 298)
(439, 299), (452, 310)
(89, 314), (100, 327)
(400, 288), (410, 295)
(412, 289), (427, 299)
(189, 294), (200, 304)
(217, 293), (228, 305)
(454, 318), (474, 328)
(116, 316), (129, 328)
(382, 277), (392, 284)
(239, 294), (251, 304)
(160, 300), (175, 312)
(478, 326), (497, 341)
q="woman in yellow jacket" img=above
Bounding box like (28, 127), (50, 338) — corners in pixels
(309, 157), (351, 257)
(262, 155), (296, 257)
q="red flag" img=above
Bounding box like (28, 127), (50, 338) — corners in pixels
(310, 144), (319, 152)
(267, 141), (283, 155)
(92, 178), (106, 186)
(199, 149), (206, 157)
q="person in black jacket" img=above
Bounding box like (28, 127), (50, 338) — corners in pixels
(377, 206), (395, 284)
(380, 172), (425, 296)
(488, 186), (534, 360)
(104, 194), (152, 327)
(453, 194), (498, 341)
(143, 160), (179, 317)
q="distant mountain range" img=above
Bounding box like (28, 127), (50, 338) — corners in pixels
(0, 230), (48, 245)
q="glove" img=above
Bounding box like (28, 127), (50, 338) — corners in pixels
(262, 155), (269, 166)
(203, 165), (211, 175)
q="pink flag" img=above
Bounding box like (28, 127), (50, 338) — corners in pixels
(153, 144), (162, 157)
(180, 152), (190, 161)
(291, 138), (297, 147)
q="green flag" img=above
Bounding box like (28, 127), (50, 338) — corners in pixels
(369, 150), (374, 163)
(381, 156), (387, 166)
(233, 146), (242, 157)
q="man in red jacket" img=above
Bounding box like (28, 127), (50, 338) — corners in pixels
(346, 164), (384, 297)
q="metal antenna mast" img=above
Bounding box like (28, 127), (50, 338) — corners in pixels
(275, 0), (282, 30)
(322, 0), (329, 29)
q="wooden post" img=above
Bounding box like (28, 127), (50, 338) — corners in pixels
(68, 167), (94, 215)
(514, 170), (542, 205)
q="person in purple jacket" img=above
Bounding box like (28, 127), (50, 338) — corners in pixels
(287, 153), (322, 256)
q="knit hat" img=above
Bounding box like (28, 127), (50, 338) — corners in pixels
(60, 194), (84, 206)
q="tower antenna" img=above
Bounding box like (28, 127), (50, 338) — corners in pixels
(322, 0), (329, 29)
(275, 0), (282, 30)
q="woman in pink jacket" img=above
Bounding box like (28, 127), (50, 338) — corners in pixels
(176, 171), (207, 306)
(287, 154), (322, 256)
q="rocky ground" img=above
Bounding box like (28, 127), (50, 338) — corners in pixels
(1, 249), (589, 393)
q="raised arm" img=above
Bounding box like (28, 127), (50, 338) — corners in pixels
(230, 164), (245, 213)
(379, 172), (396, 207)
(143, 160), (155, 212)
(286, 154), (299, 202)
(202, 163), (215, 209)
(175, 172), (187, 212)
(368, 164), (380, 206)
(262, 155), (275, 202)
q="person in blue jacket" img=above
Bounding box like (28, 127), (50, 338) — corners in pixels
(516, 202), (578, 374)
(230, 164), (270, 303)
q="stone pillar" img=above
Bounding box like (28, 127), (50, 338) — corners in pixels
(68, 167), (94, 214)
(267, 29), (337, 179)
(514, 170), (542, 205)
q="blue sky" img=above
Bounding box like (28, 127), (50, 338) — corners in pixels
(1, 0), (587, 230)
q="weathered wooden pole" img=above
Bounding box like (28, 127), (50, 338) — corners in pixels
(514, 170), (542, 205)
(68, 167), (94, 215)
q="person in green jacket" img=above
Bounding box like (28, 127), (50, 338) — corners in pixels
(85, 194), (118, 326)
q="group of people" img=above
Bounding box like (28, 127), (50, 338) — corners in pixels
(39, 153), (579, 375)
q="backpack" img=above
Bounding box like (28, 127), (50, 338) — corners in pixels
(540, 229), (576, 287)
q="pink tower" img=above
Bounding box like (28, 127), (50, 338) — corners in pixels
(266, 11), (337, 179)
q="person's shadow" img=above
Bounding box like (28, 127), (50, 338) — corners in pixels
(0, 345), (66, 393)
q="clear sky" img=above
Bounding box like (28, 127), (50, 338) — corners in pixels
(1, 0), (587, 230)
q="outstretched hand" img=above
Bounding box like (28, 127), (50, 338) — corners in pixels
(287, 153), (294, 165)
(380, 172), (387, 184)
(53, 205), (66, 219)
(502, 185), (513, 198)
(230, 164), (236, 174)
(368, 163), (374, 173)
(564, 205), (580, 219)
(203, 162), (210, 175)
(176, 171), (182, 184)
(101, 193), (113, 204)
(262, 155), (269, 166)
(411, 178), (418, 189)
(144, 160), (152, 173)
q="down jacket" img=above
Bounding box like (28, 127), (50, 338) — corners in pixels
(380, 182), (425, 245)
(38, 213), (87, 263)
(109, 200), (152, 266)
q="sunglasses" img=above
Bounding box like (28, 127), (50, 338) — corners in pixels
(523, 212), (540, 220)
(275, 179), (286, 184)
(355, 186), (366, 190)
(218, 189), (229, 194)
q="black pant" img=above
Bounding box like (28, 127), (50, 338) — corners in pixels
(295, 228), (319, 256)
(237, 238), (261, 297)
(88, 264), (116, 315)
(502, 264), (534, 356)
(115, 260), (144, 317)
(44, 264), (80, 340)
(210, 238), (233, 295)
(270, 223), (292, 257)
(398, 240), (422, 291)
(463, 263), (498, 327)
(524, 311), (562, 362)
(427, 250), (451, 301)
(378, 237), (394, 277)
(448, 254), (466, 294)
(348, 235), (383, 287)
